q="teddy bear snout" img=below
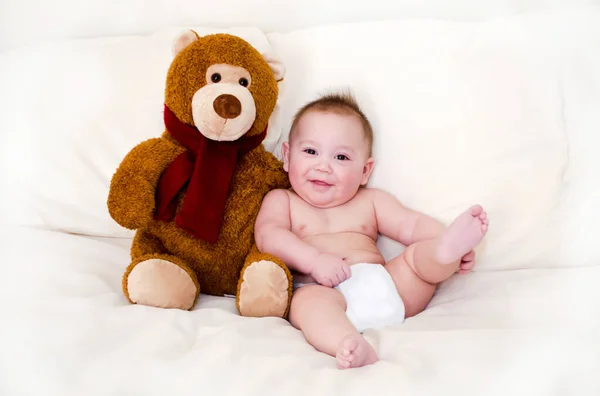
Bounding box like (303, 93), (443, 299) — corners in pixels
(191, 81), (256, 141)
(213, 94), (242, 119)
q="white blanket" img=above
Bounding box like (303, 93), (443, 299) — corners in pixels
(1, 226), (598, 395)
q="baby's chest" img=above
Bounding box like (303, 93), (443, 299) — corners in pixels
(289, 201), (377, 237)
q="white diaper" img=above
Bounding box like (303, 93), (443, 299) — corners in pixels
(293, 264), (406, 332)
(335, 263), (405, 332)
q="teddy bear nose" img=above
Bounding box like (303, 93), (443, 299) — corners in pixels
(213, 94), (242, 119)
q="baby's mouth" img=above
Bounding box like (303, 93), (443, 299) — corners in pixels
(310, 179), (332, 187)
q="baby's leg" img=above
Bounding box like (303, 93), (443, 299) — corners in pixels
(386, 205), (488, 317)
(289, 284), (378, 369)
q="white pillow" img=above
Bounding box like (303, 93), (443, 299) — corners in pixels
(267, 12), (591, 271)
(0, 26), (285, 237)
(2, 0), (593, 51)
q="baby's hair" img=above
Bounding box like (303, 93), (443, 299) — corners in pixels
(289, 90), (374, 156)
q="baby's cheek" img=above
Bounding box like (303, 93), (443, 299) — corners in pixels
(346, 167), (364, 184)
(287, 166), (304, 188)
(337, 169), (360, 192)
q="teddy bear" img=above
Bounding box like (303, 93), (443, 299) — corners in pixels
(107, 30), (293, 318)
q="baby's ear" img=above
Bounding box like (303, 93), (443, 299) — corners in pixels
(361, 158), (375, 185)
(282, 141), (290, 172)
(172, 29), (199, 57)
(262, 52), (285, 82)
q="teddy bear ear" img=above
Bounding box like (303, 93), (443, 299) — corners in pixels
(261, 52), (286, 82)
(172, 29), (200, 57)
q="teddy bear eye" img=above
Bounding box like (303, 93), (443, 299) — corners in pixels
(239, 78), (249, 87)
(211, 73), (221, 83)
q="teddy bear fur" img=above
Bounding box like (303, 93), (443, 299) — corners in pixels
(107, 31), (293, 317)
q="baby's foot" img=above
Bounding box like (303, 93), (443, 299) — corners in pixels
(436, 205), (489, 265)
(336, 334), (379, 369)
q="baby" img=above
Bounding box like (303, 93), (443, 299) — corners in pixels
(255, 92), (488, 369)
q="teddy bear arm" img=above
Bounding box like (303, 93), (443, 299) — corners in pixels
(260, 149), (292, 190)
(107, 137), (185, 230)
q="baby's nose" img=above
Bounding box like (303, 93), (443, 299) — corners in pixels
(315, 163), (332, 173)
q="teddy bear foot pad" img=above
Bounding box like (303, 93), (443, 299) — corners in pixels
(126, 258), (198, 310)
(238, 260), (290, 318)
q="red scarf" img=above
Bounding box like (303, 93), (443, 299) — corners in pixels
(154, 105), (267, 243)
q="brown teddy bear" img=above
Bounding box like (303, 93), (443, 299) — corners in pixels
(107, 30), (293, 318)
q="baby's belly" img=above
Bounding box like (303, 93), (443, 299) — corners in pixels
(294, 232), (384, 283)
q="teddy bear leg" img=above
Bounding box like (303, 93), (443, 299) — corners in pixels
(236, 245), (292, 318)
(124, 231), (200, 310)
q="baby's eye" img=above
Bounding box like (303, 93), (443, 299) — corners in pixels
(335, 154), (349, 161)
(304, 149), (317, 155)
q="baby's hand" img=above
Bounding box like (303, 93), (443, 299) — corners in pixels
(310, 253), (351, 287)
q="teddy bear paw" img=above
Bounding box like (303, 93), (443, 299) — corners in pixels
(126, 258), (198, 310)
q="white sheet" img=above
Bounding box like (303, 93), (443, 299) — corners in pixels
(1, 227), (598, 395)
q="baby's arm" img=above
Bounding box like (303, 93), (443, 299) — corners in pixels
(255, 190), (319, 274)
(373, 189), (445, 245)
(255, 190), (351, 286)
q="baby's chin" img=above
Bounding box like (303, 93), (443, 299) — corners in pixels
(304, 196), (339, 209)
(294, 185), (354, 209)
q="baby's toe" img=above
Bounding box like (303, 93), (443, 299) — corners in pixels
(469, 205), (483, 217)
(336, 358), (351, 369)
